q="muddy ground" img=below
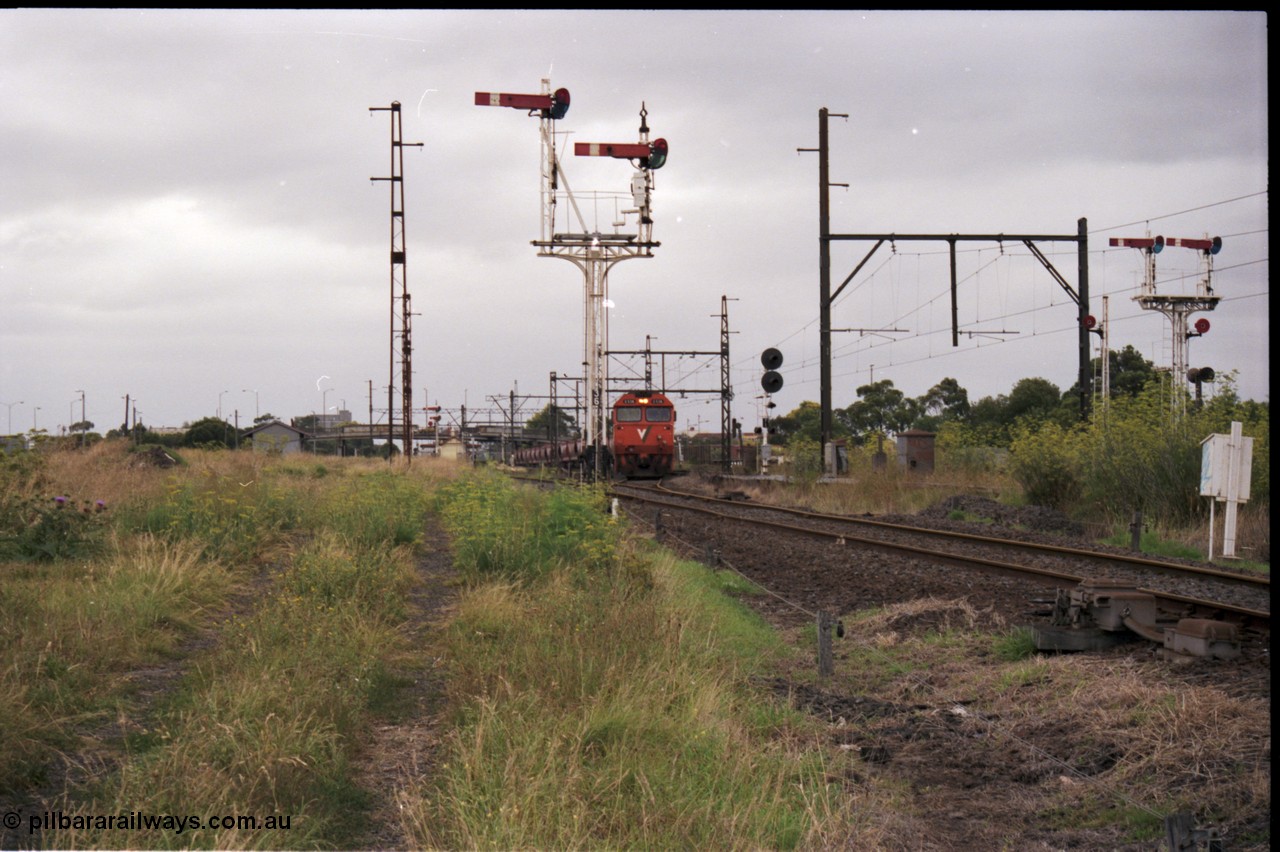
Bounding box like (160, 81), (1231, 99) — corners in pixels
(645, 476), (1270, 851)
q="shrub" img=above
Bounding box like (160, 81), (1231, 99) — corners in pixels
(1008, 421), (1082, 511)
(0, 494), (110, 561)
(435, 472), (617, 582)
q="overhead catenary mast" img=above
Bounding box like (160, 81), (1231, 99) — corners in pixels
(476, 79), (667, 477)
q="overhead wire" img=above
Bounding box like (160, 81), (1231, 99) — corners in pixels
(728, 191), (1266, 403)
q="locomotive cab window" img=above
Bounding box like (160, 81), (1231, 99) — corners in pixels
(615, 407), (643, 423)
(645, 407), (672, 422)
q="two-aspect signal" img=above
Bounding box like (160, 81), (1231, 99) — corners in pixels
(761, 348), (784, 394)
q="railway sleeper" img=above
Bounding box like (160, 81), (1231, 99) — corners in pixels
(1035, 578), (1241, 661)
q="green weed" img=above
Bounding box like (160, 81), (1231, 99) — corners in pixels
(408, 474), (851, 849)
(991, 626), (1039, 661)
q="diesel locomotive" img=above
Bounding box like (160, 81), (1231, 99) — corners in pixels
(512, 390), (676, 479)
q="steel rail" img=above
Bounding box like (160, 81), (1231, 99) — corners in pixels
(636, 480), (1269, 591)
(612, 483), (1270, 632)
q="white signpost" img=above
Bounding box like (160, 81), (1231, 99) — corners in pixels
(1199, 421), (1253, 559)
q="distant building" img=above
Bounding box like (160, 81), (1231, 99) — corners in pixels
(895, 429), (936, 473)
(313, 409), (353, 430)
(242, 420), (309, 454)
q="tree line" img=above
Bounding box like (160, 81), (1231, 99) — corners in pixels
(769, 345), (1193, 447)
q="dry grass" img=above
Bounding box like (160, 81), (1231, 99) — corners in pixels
(713, 464), (1019, 518)
(1157, 501), (1271, 566)
(824, 598), (1271, 847)
(41, 441), (182, 509)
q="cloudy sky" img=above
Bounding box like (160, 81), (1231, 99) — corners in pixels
(0, 10), (1268, 438)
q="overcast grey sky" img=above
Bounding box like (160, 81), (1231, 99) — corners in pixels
(0, 10), (1268, 437)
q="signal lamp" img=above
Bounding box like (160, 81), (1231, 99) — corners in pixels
(550, 88), (570, 120)
(646, 138), (668, 170)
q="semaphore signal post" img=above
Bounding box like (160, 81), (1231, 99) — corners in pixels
(476, 79), (668, 477)
(1110, 233), (1222, 415)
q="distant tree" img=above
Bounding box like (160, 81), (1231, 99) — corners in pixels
(913, 377), (970, 432)
(69, 420), (95, 434)
(183, 417), (234, 449)
(526, 404), (578, 440)
(1063, 345), (1160, 406)
(1005, 377), (1063, 424)
(840, 380), (920, 445)
(1107, 345), (1159, 399)
(960, 376), (1064, 447)
(106, 422), (155, 444)
(254, 412), (278, 426)
(768, 401), (825, 445)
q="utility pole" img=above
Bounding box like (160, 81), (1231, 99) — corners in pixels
(75, 389), (86, 449)
(798, 107), (846, 475)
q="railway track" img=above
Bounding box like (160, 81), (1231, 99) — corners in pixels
(610, 479), (1270, 639)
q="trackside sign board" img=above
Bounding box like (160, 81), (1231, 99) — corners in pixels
(1199, 428), (1252, 502)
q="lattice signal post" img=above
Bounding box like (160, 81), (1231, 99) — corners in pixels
(369, 102), (423, 461)
(1110, 234), (1222, 414)
(476, 79), (667, 477)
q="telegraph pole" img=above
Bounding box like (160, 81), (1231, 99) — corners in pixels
(370, 101), (423, 462)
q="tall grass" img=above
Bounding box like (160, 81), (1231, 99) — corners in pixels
(1, 536), (226, 793)
(1, 445), (450, 848)
(406, 475), (856, 849)
(135, 473), (300, 563)
(46, 464), (436, 849)
(436, 470), (618, 581)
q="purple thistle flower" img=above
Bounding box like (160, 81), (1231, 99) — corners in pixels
(54, 496), (67, 507)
